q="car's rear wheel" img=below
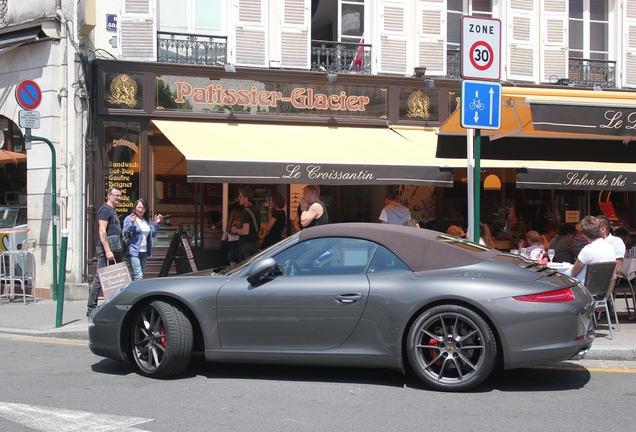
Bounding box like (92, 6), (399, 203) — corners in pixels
(407, 305), (496, 391)
(130, 300), (193, 378)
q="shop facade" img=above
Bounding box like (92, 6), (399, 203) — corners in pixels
(88, 59), (636, 283)
(88, 59), (458, 279)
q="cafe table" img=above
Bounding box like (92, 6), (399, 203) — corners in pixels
(0, 227), (29, 300)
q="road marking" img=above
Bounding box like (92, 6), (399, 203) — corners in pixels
(0, 402), (154, 431)
(8, 337), (87, 346)
(532, 365), (636, 373)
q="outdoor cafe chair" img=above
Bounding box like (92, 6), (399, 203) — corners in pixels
(584, 262), (619, 340)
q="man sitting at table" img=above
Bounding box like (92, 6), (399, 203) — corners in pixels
(570, 216), (616, 286)
(597, 215), (626, 301)
(549, 223), (581, 264)
(614, 228), (635, 252)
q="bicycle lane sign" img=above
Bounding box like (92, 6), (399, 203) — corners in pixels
(460, 80), (501, 130)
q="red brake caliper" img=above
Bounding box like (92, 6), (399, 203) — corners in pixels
(160, 326), (166, 348)
(429, 338), (442, 366)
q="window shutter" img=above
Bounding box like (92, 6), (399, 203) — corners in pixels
(417, 0), (446, 77)
(624, 0), (636, 87)
(506, 0), (536, 82)
(233, 0), (267, 67)
(279, 0), (309, 69)
(378, 1), (408, 75)
(118, 0), (156, 61)
(540, 0), (567, 83)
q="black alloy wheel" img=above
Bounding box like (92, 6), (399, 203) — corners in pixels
(407, 305), (497, 391)
(130, 300), (193, 378)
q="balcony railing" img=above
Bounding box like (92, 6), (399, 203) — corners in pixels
(446, 50), (461, 79)
(157, 31), (227, 66)
(310, 40), (372, 74)
(568, 58), (616, 88)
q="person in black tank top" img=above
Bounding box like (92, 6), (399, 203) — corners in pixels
(299, 184), (328, 228)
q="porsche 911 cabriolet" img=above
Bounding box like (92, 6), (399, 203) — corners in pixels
(89, 223), (595, 391)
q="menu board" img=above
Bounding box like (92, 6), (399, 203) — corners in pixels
(103, 121), (141, 216)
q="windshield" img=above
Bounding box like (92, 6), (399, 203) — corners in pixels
(0, 207), (19, 228)
(221, 234), (300, 276)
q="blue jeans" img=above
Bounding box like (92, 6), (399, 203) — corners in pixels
(129, 253), (148, 281)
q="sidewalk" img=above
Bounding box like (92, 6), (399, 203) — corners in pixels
(0, 297), (635, 362)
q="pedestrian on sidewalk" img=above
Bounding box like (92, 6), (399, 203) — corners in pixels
(87, 187), (123, 317)
(122, 198), (163, 281)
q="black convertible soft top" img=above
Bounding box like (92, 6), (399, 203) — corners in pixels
(298, 223), (500, 272)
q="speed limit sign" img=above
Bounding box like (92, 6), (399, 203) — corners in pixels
(461, 16), (501, 81)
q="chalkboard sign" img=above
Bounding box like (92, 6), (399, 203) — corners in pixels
(510, 224), (527, 248)
(158, 232), (198, 277)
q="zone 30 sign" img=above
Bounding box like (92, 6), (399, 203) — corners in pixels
(461, 16), (501, 81)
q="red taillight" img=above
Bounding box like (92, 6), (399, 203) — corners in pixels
(514, 288), (575, 303)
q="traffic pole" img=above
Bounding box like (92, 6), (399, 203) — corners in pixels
(473, 129), (482, 243)
(56, 229), (69, 328)
(24, 134), (58, 301)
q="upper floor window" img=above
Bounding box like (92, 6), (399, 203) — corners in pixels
(447, 0), (493, 53)
(158, 0), (225, 35)
(340, 0), (365, 44)
(569, 0), (608, 60)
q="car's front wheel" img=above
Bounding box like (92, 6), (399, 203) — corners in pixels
(407, 305), (496, 391)
(130, 300), (193, 378)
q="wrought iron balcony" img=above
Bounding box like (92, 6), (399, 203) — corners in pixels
(157, 31), (227, 66)
(310, 40), (372, 74)
(568, 58), (616, 88)
(446, 50), (461, 79)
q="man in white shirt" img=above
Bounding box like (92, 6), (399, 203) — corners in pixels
(597, 214), (626, 300)
(570, 216), (616, 285)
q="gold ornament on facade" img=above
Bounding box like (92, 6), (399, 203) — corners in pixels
(406, 90), (430, 120)
(108, 74), (138, 107)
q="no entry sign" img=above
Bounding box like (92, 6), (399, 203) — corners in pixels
(461, 16), (501, 81)
(15, 79), (42, 110)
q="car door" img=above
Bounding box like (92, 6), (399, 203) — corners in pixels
(217, 237), (373, 350)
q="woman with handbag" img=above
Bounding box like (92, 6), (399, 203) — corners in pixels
(261, 192), (286, 250)
(123, 199), (163, 281)
(220, 208), (242, 267)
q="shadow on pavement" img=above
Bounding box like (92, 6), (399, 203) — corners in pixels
(90, 355), (592, 393)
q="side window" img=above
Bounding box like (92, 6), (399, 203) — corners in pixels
(368, 245), (411, 273)
(274, 237), (376, 276)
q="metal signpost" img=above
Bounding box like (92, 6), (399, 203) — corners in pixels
(16, 79), (63, 324)
(461, 16), (502, 242)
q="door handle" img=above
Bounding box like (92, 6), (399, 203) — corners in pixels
(335, 292), (362, 304)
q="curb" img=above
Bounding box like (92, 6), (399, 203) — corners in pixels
(0, 327), (634, 362)
(586, 345), (636, 361)
(0, 326), (89, 341)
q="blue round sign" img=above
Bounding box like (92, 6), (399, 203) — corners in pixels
(16, 79), (42, 110)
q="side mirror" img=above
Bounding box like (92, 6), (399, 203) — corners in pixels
(247, 257), (278, 285)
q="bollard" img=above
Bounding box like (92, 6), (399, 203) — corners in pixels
(56, 229), (69, 328)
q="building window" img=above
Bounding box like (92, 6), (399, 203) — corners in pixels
(158, 0), (224, 35)
(569, 0), (608, 60)
(447, 0), (493, 53)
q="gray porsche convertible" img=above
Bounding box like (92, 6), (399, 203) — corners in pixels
(89, 223), (595, 391)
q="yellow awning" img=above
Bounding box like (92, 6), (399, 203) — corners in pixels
(152, 120), (454, 186)
(400, 125), (636, 191)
